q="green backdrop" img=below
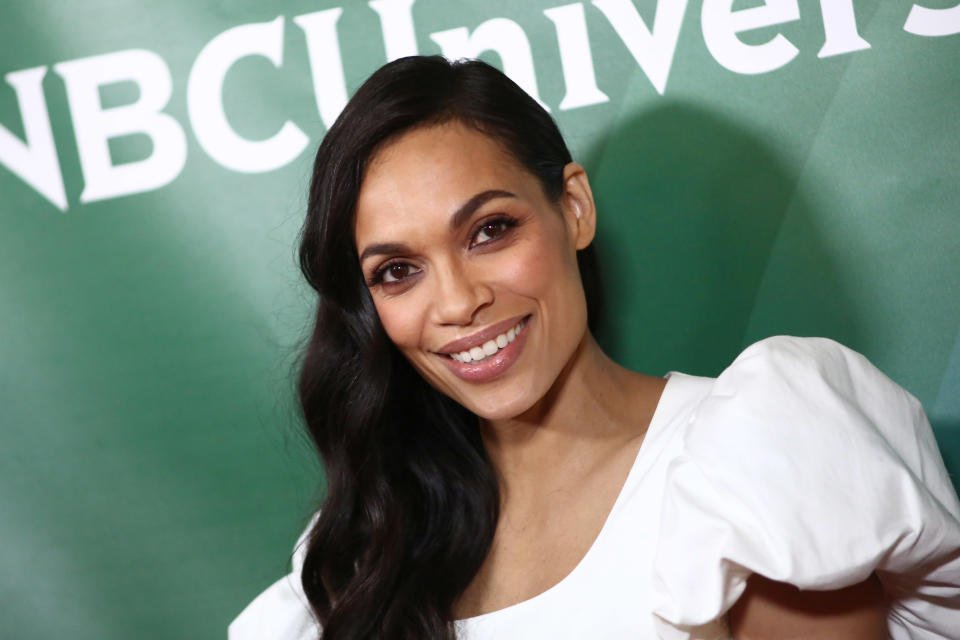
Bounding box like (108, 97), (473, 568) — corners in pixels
(1, 1), (958, 637)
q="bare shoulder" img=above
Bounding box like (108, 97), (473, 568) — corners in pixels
(727, 573), (888, 640)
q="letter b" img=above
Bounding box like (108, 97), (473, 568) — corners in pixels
(54, 49), (187, 204)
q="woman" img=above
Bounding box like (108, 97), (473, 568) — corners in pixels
(230, 56), (960, 639)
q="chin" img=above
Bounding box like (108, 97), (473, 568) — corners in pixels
(411, 357), (547, 421)
(455, 386), (541, 422)
(469, 403), (521, 422)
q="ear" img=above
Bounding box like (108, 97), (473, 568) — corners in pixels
(560, 162), (597, 250)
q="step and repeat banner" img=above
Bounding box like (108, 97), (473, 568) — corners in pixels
(1, 0), (958, 637)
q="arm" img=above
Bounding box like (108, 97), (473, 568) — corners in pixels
(727, 573), (888, 640)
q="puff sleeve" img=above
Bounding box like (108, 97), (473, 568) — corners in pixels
(651, 336), (960, 640)
(228, 521), (319, 640)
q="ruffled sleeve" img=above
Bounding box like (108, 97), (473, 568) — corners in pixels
(651, 336), (960, 640)
(228, 519), (320, 640)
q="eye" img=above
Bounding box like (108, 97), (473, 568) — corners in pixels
(470, 216), (517, 248)
(373, 261), (421, 286)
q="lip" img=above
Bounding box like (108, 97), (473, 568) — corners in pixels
(436, 314), (529, 354)
(437, 314), (531, 384)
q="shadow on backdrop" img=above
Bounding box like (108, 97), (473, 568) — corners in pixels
(581, 101), (864, 379)
(932, 422), (960, 485)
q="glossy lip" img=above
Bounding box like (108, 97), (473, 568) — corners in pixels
(437, 315), (531, 384)
(435, 314), (529, 355)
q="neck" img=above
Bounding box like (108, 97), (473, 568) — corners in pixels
(479, 332), (663, 490)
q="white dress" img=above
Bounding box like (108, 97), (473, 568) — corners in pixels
(229, 336), (960, 639)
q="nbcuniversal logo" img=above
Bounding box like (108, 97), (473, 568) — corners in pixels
(0, 0), (956, 211)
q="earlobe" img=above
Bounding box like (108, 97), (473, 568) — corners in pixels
(562, 162), (597, 250)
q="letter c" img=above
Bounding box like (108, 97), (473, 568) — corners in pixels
(187, 17), (309, 173)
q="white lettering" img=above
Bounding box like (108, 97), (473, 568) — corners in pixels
(369, 0), (419, 60)
(54, 49), (187, 203)
(702, 0), (800, 75)
(188, 17), (308, 173)
(294, 9), (350, 130)
(544, 3), (609, 110)
(818, 0), (870, 58)
(430, 18), (550, 110)
(591, 0), (688, 95)
(0, 67), (67, 211)
(905, 2), (960, 36)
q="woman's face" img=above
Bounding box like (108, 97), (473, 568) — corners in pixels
(354, 122), (595, 421)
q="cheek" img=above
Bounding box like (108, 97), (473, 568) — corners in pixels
(373, 293), (452, 396)
(499, 231), (578, 299)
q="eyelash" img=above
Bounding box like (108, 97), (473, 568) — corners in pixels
(367, 215), (520, 288)
(470, 215), (518, 248)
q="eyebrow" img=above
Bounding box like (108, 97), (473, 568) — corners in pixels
(358, 189), (517, 264)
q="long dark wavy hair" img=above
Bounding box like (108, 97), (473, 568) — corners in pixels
(296, 55), (603, 639)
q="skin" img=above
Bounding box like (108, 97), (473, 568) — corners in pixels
(353, 122), (887, 636)
(728, 574), (888, 639)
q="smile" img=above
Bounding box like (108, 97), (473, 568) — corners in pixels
(437, 315), (532, 384)
(448, 317), (527, 363)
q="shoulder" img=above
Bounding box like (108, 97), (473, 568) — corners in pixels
(681, 335), (958, 525)
(686, 335), (942, 481)
(713, 335), (920, 419)
(650, 336), (960, 637)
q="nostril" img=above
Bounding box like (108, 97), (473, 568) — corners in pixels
(433, 277), (493, 326)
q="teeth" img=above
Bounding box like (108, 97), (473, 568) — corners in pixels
(448, 318), (527, 364)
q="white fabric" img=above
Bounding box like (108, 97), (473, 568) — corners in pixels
(229, 523), (316, 640)
(229, 336), (960, 639)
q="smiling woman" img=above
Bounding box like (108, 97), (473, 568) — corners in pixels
(229, 56), (960, 640)
(355, 122), (597, 417)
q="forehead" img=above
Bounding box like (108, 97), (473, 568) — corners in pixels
(354, 123), (537, 243)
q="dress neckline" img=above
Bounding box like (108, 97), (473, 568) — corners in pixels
(456, 372), (688, 623)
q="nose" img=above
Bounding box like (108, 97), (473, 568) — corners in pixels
(431, 259), (493, 326)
